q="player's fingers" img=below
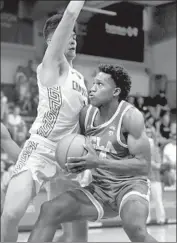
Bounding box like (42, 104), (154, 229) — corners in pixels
(67, 156), (87, 163)
(70, 167), (85, 174)
(68, 165), (85, 173)
(67, 161), (85, 169)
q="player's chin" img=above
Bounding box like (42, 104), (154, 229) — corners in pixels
(89, 99), (100, 108)
(68, 49), (76, 56)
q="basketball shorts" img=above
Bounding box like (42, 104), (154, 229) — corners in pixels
(45, 169), (92, 200)
(77, 178), (150, 221)
(12, 134), (92, 194)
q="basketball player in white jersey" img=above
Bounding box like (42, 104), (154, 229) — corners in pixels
(1, 1), (89, 242)
(28, 64), (158, 242)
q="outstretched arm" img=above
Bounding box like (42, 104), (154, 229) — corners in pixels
(40, 1), (85, 87)
(1, 123), (21, 162)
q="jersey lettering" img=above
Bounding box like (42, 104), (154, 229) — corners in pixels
(89, 136), (117, 158)
(72, 81), (87, 97)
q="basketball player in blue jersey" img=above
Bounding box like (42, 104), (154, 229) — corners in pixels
(28, 64), (158, 242)
(1, 1), (90, 242)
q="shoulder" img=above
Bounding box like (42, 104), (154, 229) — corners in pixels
(36, 63), (42, 74)
(38, 58), (69, 87)
(79, 105), (92, 133)
(79, 105), (91, 121)
(123, 107), (145, 138)
(73, 68), (84, 78)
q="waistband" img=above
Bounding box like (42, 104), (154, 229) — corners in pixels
(29, 134), (57, 150)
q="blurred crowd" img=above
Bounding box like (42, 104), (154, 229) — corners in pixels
(128, 92), (176, 224)
(13, 60), (39, 117)
(1, 69), (176, 223)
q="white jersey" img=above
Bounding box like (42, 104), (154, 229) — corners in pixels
(29, 64), (88, 142)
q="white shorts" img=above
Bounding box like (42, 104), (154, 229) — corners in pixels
(12, 134), (92, 195)
(46, 169), (93, 200)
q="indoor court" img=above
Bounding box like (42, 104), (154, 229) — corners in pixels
(18, 224), (176, 242)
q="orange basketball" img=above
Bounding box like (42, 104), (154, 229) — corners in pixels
(55, 134), (87, 170)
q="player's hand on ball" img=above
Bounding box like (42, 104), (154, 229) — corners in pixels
(67, 139), (98, 173)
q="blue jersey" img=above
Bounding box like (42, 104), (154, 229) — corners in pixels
(83, 100), (147, 191)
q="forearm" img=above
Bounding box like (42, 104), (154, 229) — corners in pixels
(66, 0), (85, 17)
(97, 157), (149, 176)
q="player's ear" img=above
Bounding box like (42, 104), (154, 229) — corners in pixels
(113, 87), (121, 97)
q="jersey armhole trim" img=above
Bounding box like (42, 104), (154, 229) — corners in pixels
(84, 105), (93, 131)
(117, 105), (133, 148)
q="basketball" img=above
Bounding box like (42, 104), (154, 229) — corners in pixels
(55, 133), (87, 170)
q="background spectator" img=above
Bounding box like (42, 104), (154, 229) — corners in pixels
(146, 128), (166, 225)
(14, 61), (38, 116)
(127, 95), (135, 105)
(14, 66), (29, 106)
(7, 105), (27, 146)
(1, 91), (8, 125)
(145, 115), (157, 140)
(14, 66), (27, 86)
(135, 95), (151, 120)
(146, 96), (157, 119)
(156, 111), (171, 149)
(23, 60), (36, 81)
(154, 90), (170, 119)
(162, 121), (176, 182)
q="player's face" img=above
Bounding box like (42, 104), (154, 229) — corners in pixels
(65, 31), (77, 60)
(47, 31), (77, 61)
(163, 113), (170, 125)
(89, 72), (120, 107)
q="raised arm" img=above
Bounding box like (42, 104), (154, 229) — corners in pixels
(1, 123), (21, 162)
(40, 1), (85, 87)
(43, 1), (85, 64)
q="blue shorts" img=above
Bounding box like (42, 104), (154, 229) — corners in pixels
(77, 178), (150, 221)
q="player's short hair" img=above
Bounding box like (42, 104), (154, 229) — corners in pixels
(98, 64), (132, 101)
(43, 14), (63, 41)
(43, 13), (77, 41)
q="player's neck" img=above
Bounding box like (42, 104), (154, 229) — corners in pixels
(99, 100), (119, 123)
(66, 57), (73, 67)
(68, 60), (73, 67)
